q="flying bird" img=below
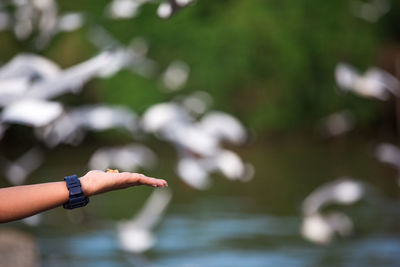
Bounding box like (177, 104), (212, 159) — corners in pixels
(335, 63), (400, 100)
(318, 110), (355, 137)
(300, 178), (365, 244)
(117, 189), (172, 253)
(199, 111), (247, 145)
(1, 147), (44, 185)
(176, 149), (254, 190)
(375, 143), (400, 185)
(142, 99), (252, 189)
(301, 212), (353, 245)
(36, 105), (138, 147)
(2, 99), (63, 127)
(89, 144), (157, 172)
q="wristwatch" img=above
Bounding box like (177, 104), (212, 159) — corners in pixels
(63, 174), (90, 209)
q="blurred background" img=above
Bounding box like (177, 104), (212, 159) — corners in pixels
(1, 0), (400, 266)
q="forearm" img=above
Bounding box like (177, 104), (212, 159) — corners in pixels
(0, 181), (70, 223)
(0, 171), (167, 223)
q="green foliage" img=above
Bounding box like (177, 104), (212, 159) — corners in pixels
(2, 0), (393, 132)
(99, 71), (165, 113)
(97, 0), (382, 130)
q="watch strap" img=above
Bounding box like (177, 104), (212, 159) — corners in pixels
(63, 174), (89, 209)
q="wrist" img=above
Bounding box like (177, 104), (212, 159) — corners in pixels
(63, 175), (89, 209)
(79, 176), (94, 197)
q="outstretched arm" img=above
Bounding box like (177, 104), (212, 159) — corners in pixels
(0, 170), (167, 223)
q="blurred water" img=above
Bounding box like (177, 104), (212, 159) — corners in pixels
(2, 135), (400, 266)
(34, 199), (400, 267)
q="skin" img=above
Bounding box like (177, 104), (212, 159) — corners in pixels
(0, 170), (168, 223)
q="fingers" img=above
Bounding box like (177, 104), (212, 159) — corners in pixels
(83, 170), (168, 195)
(102, 171), (168, 188)
(148, 177), (168, 188)
(128, 173), (168, 188)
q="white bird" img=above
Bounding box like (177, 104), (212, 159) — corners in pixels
(180, 91), (212, 116)
(106, 0), (151, 19)
(26, 51), (119, 100)
(375, 143), (400, 170)
(199, 111), (247, 144)
(173, 122), (252, 186)
(142, 103), (247, 156)
(142, 102), (214, 188)
(0, 53), (60, 81)
(176, 149), (254, 190)
(117, 189), (172, 253)
(89, 144), (157, 172)
(335, 63), (400, 100)
(0, 54), (61, 106)
(172, 123), (220, 156)
(157, 0), (194, 19)
(2, 99), (63, 127)
(351, 0), (391, 23)
(176, 157), (210, 190)
(141, 102), (189, 134)
(1, 147), (44, 185)
(213, 149), (246, 180)
(56, 12), (84, 32)
(34, 112), (84, 147)
(142, 99), (251, 189)
(0, 50), (133, 106)
(0, 10), (11, 31)
(36, 105), (138, 147)
(141, 102), (216, 156)
(300, 178), (365, 244)
(11, 0), (57, 42)
(301, 212), (353, 245)
(302, 178), (364, 216)
(22, 214), (43, 227)
(318, 110), (355, 137)
(88, 27), (157, 78)
(375, 143), (400, 185)
(3, 0), (84, 49)
(161, 60), (190, 91)
(0, 77), (30, 106)
(71, 105), (138, 132)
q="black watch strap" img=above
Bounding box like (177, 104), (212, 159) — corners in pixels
(63, 175), (89, 209)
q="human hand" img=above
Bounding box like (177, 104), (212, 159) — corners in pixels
(80, 170), (168, 197)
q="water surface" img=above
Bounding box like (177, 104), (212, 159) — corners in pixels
(2, 135), (400, 266)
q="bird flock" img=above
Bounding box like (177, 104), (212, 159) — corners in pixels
(301, 54), (400, 244)
(1, 0), (399, 252)
(303, 1), (400, 242)
(0, 0), (253, 254)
